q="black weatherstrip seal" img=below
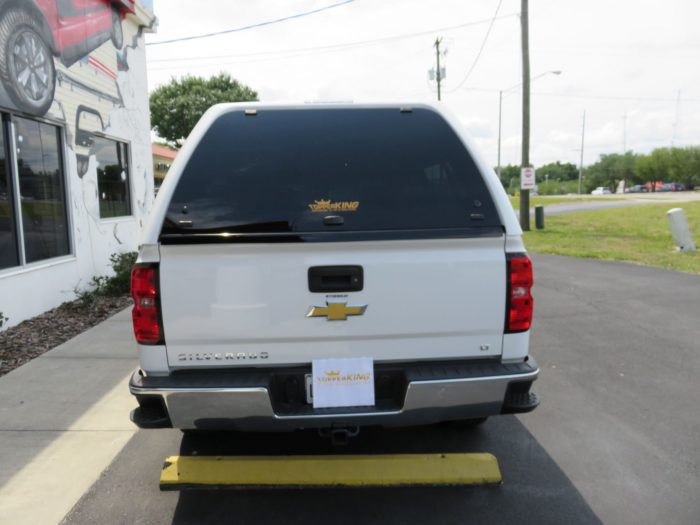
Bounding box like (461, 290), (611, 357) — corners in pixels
(159, 227), (505, 245)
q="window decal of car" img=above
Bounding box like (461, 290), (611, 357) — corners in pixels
(308, 200), (361, 213)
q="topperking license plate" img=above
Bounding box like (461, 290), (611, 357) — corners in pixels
(309, 357), (375, 409)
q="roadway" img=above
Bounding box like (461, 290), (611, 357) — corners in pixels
(532, 190), (700, 216)
(1, 255), (698, 524)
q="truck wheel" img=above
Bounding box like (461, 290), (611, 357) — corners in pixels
(447, 417), (488, 429)
(110, 10), (123, 49)
(0, 9), (56, 115)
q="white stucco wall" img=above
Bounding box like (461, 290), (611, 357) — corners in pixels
(0, 3), (156, 329)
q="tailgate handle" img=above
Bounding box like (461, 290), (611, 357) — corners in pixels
(308, 266), (363, 293)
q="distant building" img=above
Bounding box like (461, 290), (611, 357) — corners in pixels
(152, 144), (178, 190)
(0, 1), (157, 328)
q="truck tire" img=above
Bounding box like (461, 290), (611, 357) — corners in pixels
(0, 9), (56, 115)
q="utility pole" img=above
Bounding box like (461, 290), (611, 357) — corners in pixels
(671, 89), (680, 146)
(519, 0), (531, 230)
(434, 37), (443, 101)
(622, 112), (627, 153)
(578, 110), (586, 194)
(497, 90), (503, 180)
(497, 70), (560, 185)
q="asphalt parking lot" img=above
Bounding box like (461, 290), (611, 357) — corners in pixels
(2, 254), (697, 524)
(62, 417), (599, 525)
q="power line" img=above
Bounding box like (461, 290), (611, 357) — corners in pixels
(462, 86), (700, 102)
(531, 90), (700, 103)
(148, 13), (519, 63)
(147, 0), (356, 47)
(446, 0), (504, 93)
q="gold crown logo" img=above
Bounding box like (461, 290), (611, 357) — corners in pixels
(325, 370), (341, 377)
(309, 199), (332, 212)
(308, 199), (360, 213)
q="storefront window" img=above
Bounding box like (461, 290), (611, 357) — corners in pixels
(0, 120), (19, 269)
(13, 117), (69, 264)
(94, 137), (131, 218)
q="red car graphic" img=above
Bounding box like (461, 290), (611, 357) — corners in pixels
(0, 0), (134, 115)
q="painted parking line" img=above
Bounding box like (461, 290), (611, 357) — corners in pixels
(160, 453), (502, 490)
(0, 374), (136, 525)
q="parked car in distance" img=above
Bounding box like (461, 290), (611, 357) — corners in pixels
(625, 185), (648, 193)
(664, 182), (686, 192)
(591, 187), (612, 195)
(644, 182), (665, 192)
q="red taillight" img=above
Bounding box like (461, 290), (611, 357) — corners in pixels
(131, 265), (163, 344)
(506, 254), (534, 333)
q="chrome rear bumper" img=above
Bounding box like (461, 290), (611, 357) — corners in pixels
(129, 359), (539, 431)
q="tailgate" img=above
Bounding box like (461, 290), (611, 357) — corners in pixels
(159, 236), (506, 368)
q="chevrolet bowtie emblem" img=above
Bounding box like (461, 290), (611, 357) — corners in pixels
(306, 302), (367, 321)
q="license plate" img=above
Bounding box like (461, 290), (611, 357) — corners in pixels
(310, 357), (375, 409)
(305, 373), (313, 404)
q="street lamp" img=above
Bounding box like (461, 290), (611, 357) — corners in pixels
(496, 70), (561, 181)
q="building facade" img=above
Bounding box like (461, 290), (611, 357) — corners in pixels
(0, 0), (156, 328)
(152, 143), (176, 191)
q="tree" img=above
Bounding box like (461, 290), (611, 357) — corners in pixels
(668, 146), (700, 188)
(150, 73), (258, 147)
(684, 147), (700, 188)
(584, 152), (637, 192)
(536, 161), (579, 182)
(496, 164), (521, 193)
(634, 147), (700, 190)
(636, 149), (671, 192)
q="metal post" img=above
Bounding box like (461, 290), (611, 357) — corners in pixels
(535, 205), (545, 229)
(519, 0), (531, 230)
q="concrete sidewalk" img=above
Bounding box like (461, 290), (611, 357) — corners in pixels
(0, 307), (138, 525)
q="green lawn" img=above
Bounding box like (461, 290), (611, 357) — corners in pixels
(523, 201), (700, 274)
(509, 195), (621, 209)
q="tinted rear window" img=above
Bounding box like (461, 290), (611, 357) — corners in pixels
(162, 108), (502, 239)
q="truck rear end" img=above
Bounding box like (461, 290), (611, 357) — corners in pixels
(129, 103), (538, 432)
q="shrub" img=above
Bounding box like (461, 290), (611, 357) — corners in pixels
(0, 312), (8, 328)
(74, 251), (138, 304)
(101, 252), (138, 296)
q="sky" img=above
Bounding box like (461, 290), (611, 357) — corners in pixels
(144, 0), (700, 168)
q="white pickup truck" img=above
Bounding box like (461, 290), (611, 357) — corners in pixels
(129, 102), (539, 440)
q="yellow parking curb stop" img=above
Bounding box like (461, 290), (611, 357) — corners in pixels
(159, 453), (502, 490)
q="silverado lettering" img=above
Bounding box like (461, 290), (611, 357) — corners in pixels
(177, 352), (269, 361)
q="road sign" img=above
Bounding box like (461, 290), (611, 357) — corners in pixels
(521, 167), (536, 190)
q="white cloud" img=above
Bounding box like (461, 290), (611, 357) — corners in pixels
(459, 116), (493, 139)
(146, 0), (700, 167)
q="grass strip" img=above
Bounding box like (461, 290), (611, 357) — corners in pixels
(523, 201), (700, 274)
